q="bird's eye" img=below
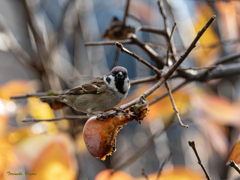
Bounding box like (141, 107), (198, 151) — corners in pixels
(106, 76), (111, 84)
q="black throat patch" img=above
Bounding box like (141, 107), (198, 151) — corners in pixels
(115, 77), (126, 94)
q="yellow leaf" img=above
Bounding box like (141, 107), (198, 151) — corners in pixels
(0, 80), (34, 100)
(0, 137), (19, 173)
(95, 169), (134, 180)
(29, 141), (77, 180)
(192, 3), (220, 66)
(28, 98), (58, 133)
(28, 98), (54, 119)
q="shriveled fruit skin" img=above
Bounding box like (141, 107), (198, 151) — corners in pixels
(83, 115), (132, 160)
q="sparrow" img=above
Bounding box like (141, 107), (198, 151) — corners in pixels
(102, 16), (135, 40)
(40, 66), (130, 115)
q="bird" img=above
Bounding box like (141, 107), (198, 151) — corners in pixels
(39, 66), (130, 115)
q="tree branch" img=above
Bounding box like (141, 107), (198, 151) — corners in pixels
(228, 160), (240, 174)
(123, 0), (131, 26)
(84, 40), (133, 46)
(166, 22), (177, 66)
(165, 81), (188, 128)
(116, 42), (162, 75)
(188, 141), (211, 180)
(130, 75), (158, 85)
(149, 80), (189, 105)
(22, 115), (88, 123)
(120, 15), (215, 110)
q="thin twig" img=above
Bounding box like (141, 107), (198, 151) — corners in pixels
(166, 22), (177, 66)
(165, 81), (188, 128)
(84, 40), (133, 46)
(146, 43), (167, 52)
(137, 26), (167, 37)
(228, 160), (240, 174)
(141, 169), (149, 180)
(0, 18), (34, 69)
(123, 0), (131, 26)
(116, 42), (162, 75)
(156, 153), (172, 180)
(21, 0), (43, 45)
(120, 15), (215, 110)
(129, 35), (164, 68)
(127, 13), (141, 23)
(22, 115), (89, 122)
(165, 15), (216, 79)
(130, 75), (158, 85)
(188, 141), (211, 180)
(10, 91), (67, 100)
(112, 48), (120, 68)
(11, 93), (48, 99)
(158, 0), (167, 31)
(178, 66), (217, 71)
(149, 80), (189, 105)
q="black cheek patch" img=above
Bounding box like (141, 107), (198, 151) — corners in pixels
(106, 76), (111, 84)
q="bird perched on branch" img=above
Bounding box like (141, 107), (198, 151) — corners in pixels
(40, 66), (130, 115)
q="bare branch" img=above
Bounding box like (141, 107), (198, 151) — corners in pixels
(215, 51), (240, 65)
(156, 153), (172, 180)
(22, 115), (88, 123)
(165, 81), (188, 128)
(228, 160), (240, 174)
(116, 42), (162, 75)
(84, 40), (133, 46)
(123, 0), (131, 26)
(137, 26), (167, 37)
(158, 0), (167, 31)
(149, 80), (190, 105)
(130, 75), (158, 85)
(141, 169), (149, 180)
(188, 141), (211, 180)
(127, 13), (141, 23)
(178, 66), (217, 71)
(0, 18), (35, 69)
(146, 43), (167, 52)
(166, 22), (177, 66)
(164, 15), (216, 80)
(120, 16), (215, 110)
(11, 93), (48, 99)
(21, 0), (44, 46)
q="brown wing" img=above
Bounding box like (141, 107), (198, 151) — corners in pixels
(67, 76), (106, 95)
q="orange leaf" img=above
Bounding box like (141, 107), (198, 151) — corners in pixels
(227, 140), (240, 164)
(95, 169), (133, 180)
(193, 92), (240, 126)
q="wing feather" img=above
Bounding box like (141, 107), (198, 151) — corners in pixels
(67, 76), (106, 95)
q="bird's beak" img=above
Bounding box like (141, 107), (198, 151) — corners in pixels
(116, 72), (124, 79)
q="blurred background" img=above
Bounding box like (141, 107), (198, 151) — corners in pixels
(1, 0), (240, 179)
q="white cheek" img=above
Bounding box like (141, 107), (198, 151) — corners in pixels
(123, 77), (130, 93)
(104, 75), (118, 92)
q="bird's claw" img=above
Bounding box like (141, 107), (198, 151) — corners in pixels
(96, 111), (108, 121)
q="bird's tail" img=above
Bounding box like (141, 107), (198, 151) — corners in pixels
(38, 96), (67, 110)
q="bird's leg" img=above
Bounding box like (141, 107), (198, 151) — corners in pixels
(111, 107), (126, 114)
(95, 111), (108, 121)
